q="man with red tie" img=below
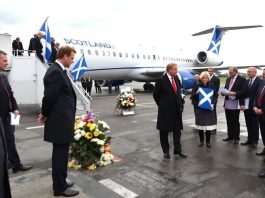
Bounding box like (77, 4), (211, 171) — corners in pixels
(153, 63), (187, 159)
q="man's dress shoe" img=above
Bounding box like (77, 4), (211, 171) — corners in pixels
(241, 141), (250, 146)
(54, 188), (79, 197)
(258, 171), (265, 178)
(12, 165), (33, 173)
(66, 181), (74, 188)
(164, 153), (170, 159)
(174, 152), (187, 158)
(206, 143), (211, 148)
(256, 150), (265, 156)
(222, 137), (232, 141)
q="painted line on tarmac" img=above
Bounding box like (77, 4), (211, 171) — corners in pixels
(26, 126), (44, 130)
(99, 179), (138, 198)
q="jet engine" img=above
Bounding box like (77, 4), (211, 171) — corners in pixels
(197, 51), (223, 66)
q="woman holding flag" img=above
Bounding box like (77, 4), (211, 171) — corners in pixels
(192, 71), (218, 148)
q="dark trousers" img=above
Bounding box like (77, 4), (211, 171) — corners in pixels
(198, 130), (211, 143)
(2, 118), (21, 168)
(244, 109), (259, 144)
(259, 117), (265, 147)
(225, 109), (240, 140)
(159, 130), (181, 154)
(52, 143), (69, 192)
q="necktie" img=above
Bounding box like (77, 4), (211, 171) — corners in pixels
(258, 85), (265, 107)
(171, 77), (177, 94)
(228, 77), (234, 91)
(248, 79), (253, 87)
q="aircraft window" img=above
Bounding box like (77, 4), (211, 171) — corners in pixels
(163, 56), (165, 61)
(143, 55), (145, 59)
(88, 50), (91, 55)
(80, 49), (84, 54)
(102, 51), (105, 56)
(132, 53), (134, 58)
(148, 55), (150, 60)
(153, 55), (156, 60)
(165, 57), (168, 61)
(113, 52), (116, 57)
(95, 50), (99, 56)
(136, 54), (140, 59)
(125, 53), (128, 58)
(107, 51), (110, 56)
(157, 56), (160, 60)
(119, 52), (122, 57)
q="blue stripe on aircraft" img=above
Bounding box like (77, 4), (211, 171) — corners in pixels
(87, 66), (165, 72)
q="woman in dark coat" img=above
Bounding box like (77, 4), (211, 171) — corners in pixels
(192, 71), (218, 148)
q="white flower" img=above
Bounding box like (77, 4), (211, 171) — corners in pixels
(80, 130), (86, 136)
(91, 138), (105, 145)
(77, 121), (86, 128)
(74, 133), (82, 141)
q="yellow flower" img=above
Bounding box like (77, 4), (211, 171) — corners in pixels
(89, 124), (96, 131)
(87, 164), (96, 171)
(68, 160), (75, 168)
(85, 132), (93, 140)
(74, 125), (79, 131)
(73, 164), (81, 170)
(94, 130), (100, 137)
(87, 122), (91, 127)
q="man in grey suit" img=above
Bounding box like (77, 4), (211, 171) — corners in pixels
(38, 46), (79, 197)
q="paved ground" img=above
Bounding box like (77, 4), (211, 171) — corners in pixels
(9, 82), (265, 198)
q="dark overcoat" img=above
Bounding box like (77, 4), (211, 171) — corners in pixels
(41, 62), (77, 143)
(153, 74), (184, 131)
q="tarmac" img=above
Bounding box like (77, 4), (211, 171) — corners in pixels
(8, 82), (265, 198)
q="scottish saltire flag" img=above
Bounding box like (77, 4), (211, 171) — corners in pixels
(198, 87), (214, 110)
(39, 17), (52, 63)
(70, 55), (88, 81)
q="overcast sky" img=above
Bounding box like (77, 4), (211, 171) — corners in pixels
(1, 0), (265, 65)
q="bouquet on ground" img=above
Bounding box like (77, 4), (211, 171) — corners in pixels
(116, 90), (136, 110)
(68, 112), (114, 170)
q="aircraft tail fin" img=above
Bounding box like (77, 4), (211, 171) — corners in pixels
(192, 25), (262, 55)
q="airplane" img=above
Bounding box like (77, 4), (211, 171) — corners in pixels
(60, 25), (263, 91)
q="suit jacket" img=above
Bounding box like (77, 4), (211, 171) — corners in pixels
(42, 62), (77, 143)
(253, 80), (265, 120)
(245, 77), (262, 109)
(0, 118), (12, 198)
(153, 74), (184, 131)
(224, 75), (247, 106)
(210, 75), (220, 94)
(12, 40), (24, 56)
(0, 73), (19, 119)
(190, 81), (199, 106)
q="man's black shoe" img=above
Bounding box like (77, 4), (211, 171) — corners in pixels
(258, 171), (265, 178)
(12, 165), (33, 173)
(174, 152), (187, 158)
(54, 188), (79, 197)
(66, 181), (74, 188)
(256, 150), (265, 156)
(223, 137), (232, 141)
(241, 141), (251, 146)
(164, 153), (170, 159)
(234, 140), (239, 144)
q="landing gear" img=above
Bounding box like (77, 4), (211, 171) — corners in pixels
(143, 82), (154, 91)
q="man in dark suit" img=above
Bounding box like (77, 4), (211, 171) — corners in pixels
(255, 69), (265, 157)
(38, 46), (79, 197)
(12, 37), (24, 56)
(222, 66), (247, 144)
(0, 50), (33, 174)
(28, 32), (44, 62)
(241, 67), (261, 147)
(153, 63), (187, 159)
(254, 69), (265, 178)
(0, 118), (12, 198)
(208, 67), (220, 135)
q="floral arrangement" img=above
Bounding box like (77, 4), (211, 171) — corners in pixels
(68, 112), (115, 171)
(116, 90), (136, 110)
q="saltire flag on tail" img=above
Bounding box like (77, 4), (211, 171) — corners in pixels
(70, 54), (88, 81)
(39, 17), (52, 63)
(198, 87), (214, 110)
